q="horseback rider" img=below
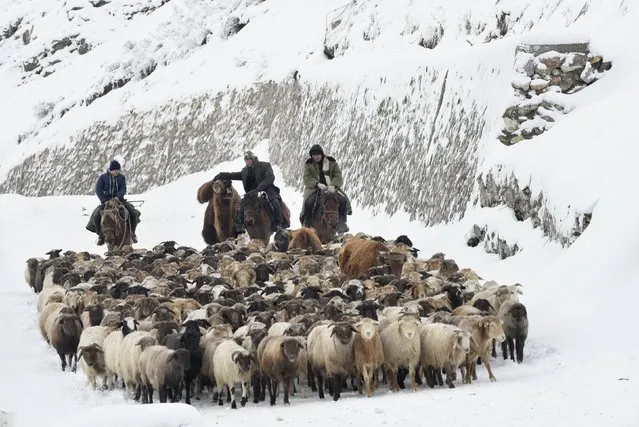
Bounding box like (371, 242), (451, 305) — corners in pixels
(85, 160), (140, 245)
(301, 144), (351, 233)
(213, 151), (286, 232)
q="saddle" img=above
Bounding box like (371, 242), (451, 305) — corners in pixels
(258, 192), (291, 228)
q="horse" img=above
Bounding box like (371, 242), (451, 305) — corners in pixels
(305, 189), (341, 244)
(100, 198), (133, 251)
(242, 190), (291, 247)
(197, 179), (241, 245)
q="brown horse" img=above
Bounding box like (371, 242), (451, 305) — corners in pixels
(197, 179), (241, 245)
(100, 198), (133, 251)
(306, 189), (341, 244)
(242, 190), (290, 247)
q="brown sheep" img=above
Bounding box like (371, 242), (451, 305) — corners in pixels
(352, 318), (384, 397)
(455, 315), (505, 383)
(47, 312), (83, 372)
(338, 238), (391, 279)
(288, 228), (323, 253)
(257, 336), (305, 405)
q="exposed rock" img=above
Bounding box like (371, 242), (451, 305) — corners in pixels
(530, 78), (549, 91)
(52, 37), (73, 53)
(223, 16), (248, 38)
(535, 62), (548, 77)
(22, 27), (32, 45)
(560, 52), (587, 72)
(466, 224), (520, 259)
(23, 58), (40, 72)
(503, 117), (519, 133)
(511, 75), (531, 91)
(2, 17), (22, 40)
(537, 51), (565, 70)
(89, 0), (110, 6)
(580, 62), (598, 84)
(514, 53), (535, 77)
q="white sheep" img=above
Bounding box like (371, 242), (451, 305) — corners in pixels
(418, 323), (472, 388)
(307, 321), (357, 401)
(37, 285), (66, 313)
(117, 330), (156, 400)
(379, 314), (421, 392)
(77, 326), (112, 389)
(212, 339), (257, 409)
(102, 317), (138, 389)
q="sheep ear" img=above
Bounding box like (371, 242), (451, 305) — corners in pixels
(296, 341), (304, 349)
(77, 347), (85, 359)
(231, 351), (241, 363)
(329, 326), (337, 337)
(350, 325), (359, 334)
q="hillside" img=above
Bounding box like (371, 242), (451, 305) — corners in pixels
(1, 0), (639, 426)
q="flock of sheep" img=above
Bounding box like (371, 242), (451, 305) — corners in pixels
(25, 227), (529, 408)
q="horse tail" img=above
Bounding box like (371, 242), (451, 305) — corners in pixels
(197, 181), (215, 204)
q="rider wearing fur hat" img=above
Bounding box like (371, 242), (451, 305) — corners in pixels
(301, 144), (351, 232)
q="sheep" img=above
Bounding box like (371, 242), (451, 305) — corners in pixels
(81, 304), (105, 329)
(455, 315), (506, 383)
(307, 321), (357, 401)
(418, 323), (472, 388)
(25, 257), (43, 292)
(161, 321), (204, 404)
(39, 302), (72, 342)
(338, 238), (391, 279)
(213, 339), (257, 409)
(379, 314), (421, 392)
(103, 317), (138, 389)
(257, 336), (305, 405)
(352, 317), (384, 397)
(37, 285), (66, 313)
(498, 301), (528, 363)
(46, 310), (83, 372)
(288, 227), (323, 253)
(77, 325), (113, 389)
(139, 344), (190, 403)
(118, 330), (156, 400)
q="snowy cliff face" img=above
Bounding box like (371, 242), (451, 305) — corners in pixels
(0, 0), (634, 248)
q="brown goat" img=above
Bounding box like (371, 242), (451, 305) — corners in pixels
(338, 238), (392, 279)
(197, 179), (241, 245)
(288, 228), (323, 253)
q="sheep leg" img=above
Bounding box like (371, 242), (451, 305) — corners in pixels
(101, 375), (108, 391)
(355, 371), (363, 396)
(445, 365), (455, 389)
(230, 386), (237, 409)
(283, 378), (291, 405)
(148, 385), (154, 404)
(271, 379), (279, 406)
(134, 384), (142, 402)
(141, 385), (148, 404)
(501, 341), (509, 360)
(159, 385), (168, 403)
(260, 376), (267, 401)
(315, 371), (325, 399)
(515, 337), (525, 363)
(241, 382), (248, 407)
(409, 364), (418, 391)
(184, 378), (191, 405)
(507, 338), (515, 362)
(307, 362), (317, 392)
(226, 385), (231, 403)
(363, 368), (372, 397)
(482, 352), (497, 382)
(491, 339), (497, 358)
(58, 352), (67, 371)
(332, 375), (342, 401)
(217, 383), (225, 406)
(70, 354), (78, 373)
(435, 367), (444, 387)
(252, 375), (261, 404)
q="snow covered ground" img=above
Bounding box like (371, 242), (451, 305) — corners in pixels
(1, 141), (638, 427)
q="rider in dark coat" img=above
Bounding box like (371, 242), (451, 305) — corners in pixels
(86, 160), (139, 245)
(213, 151), (286, 232)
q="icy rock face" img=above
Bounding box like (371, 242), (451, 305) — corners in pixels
(0, 63), (503, 225)
(476, 172), (592, 246)
(466, 224), (520, 260)
(499, 43), (612, 146)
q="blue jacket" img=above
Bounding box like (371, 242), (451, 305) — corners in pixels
(96, 171), (126, 204)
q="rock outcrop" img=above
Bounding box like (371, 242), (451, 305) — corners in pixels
(499, 43), (612, 146)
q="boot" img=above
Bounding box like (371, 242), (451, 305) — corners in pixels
(131, 228), (138, 243)
(337, 217), (349, 233)
(97, 234), (105, 246)
(270, 199), (284, 232)
(235, 210), (246, 234)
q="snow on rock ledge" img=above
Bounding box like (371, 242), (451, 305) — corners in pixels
(499, 43), (612, 146)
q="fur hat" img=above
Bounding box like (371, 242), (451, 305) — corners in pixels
(244, 151), (258, 160)
(108, 160), (121, 171)
(309, 144), (324, 156)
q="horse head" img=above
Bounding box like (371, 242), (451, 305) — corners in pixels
(212, 179), (235, 200)
(101, 198), (126, 246)
(317, 190), (340, 229)
(242, 190), (267, 227)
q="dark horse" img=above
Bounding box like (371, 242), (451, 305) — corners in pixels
(305, 189), (341, 244)
(242, 190), (290, 247)
(100, 198), (133, 251)
(197, 179), (241, 245)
